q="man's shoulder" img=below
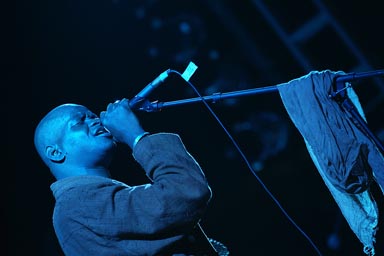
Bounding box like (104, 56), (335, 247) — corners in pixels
(50, 175), (117, 199)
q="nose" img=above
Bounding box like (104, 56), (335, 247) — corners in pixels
(88, 118), (101, 127)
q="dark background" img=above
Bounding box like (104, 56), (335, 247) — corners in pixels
(7, 0), (384, 255)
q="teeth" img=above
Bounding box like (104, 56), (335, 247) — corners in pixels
(95, 128), (105, 135)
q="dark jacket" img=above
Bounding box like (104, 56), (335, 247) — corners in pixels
(51, 133), (213, 255)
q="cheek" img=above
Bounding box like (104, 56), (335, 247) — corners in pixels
(61, 133), (89, 152)
(84, 137), (115, 152)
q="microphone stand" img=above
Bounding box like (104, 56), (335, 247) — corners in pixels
(136, 84), (280, 113)
(137, 69), (384, 155)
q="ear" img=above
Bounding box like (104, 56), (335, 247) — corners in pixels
(45, 145), (66, 163)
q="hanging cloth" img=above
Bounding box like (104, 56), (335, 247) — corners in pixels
(277, 70), (384, 255)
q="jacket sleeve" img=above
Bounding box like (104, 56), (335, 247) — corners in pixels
(86, 133), (212, 237)
(133, 132), (212, 214)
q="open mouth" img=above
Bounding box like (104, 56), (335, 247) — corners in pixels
(94, 127), (111, 136)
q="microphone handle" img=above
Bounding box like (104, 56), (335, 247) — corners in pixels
(129, 69), (170, 109)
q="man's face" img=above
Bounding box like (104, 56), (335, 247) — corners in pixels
(58, 104), (116, 167)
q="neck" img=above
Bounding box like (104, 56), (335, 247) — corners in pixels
(52, 165), (111, 180)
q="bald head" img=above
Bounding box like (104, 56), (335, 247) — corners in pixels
(34, 103), (116, 179)
(34, 104), (81, 167)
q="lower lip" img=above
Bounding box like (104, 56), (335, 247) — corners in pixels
(97, 132), (113, 137)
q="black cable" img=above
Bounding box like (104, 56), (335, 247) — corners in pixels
(169, 69), (323, 256)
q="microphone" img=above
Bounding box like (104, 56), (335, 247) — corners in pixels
(335, 69), (384, 84)
(331, 69), (384, 100)
(129, 69), (171, 110)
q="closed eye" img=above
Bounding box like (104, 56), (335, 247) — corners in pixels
(69, 113), (86, 127)
(71, 120), (83, 127)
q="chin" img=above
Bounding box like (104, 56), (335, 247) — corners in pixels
(101, 147), (116, 167)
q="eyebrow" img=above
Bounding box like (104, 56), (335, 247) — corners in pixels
(69, 110), (97, 121)
(70, 112), (84, 120)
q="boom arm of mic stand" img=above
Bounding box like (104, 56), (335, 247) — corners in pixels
(137, 69), (384, 154)
(139, 84), (280, 112)
(140, 69), (384, 112)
